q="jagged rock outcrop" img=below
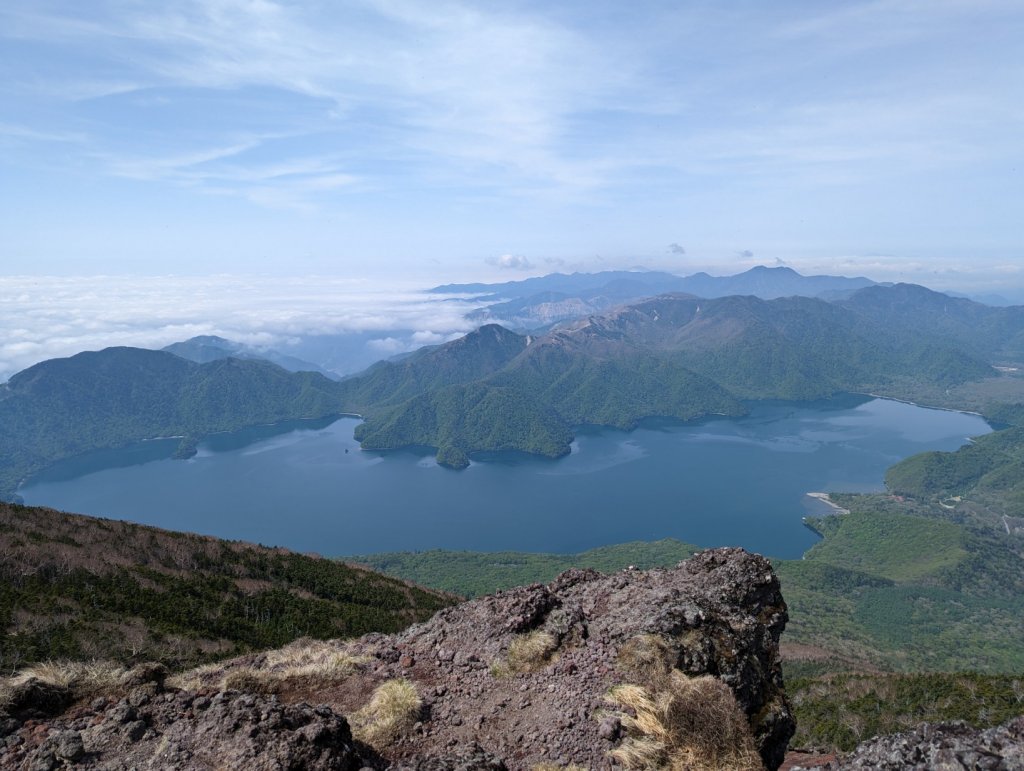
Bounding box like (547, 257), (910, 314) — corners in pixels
(332, 547), (792, 769)
(793, 716), (1024, 770)
(0, 548), (794, 770)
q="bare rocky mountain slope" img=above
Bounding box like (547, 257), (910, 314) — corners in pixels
(2, 548), (794, 770)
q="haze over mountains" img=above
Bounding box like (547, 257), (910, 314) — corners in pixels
(162, 335), (341, 381)
(437, 265), (881, 330)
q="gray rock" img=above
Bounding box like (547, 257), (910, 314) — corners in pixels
(793, 716), (1024, 770)
(5, 549), (801, 770)
(0, 717), (21, 738)
(598, 715), (621, 741)
(401, 741), (508, 770)
(390, 547), (794, 770)
(124, 720), (147, 742)
(52, 729), (84, 760)
(16, 691), (363, 770)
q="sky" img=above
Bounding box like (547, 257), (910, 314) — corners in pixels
(2, 0), (1022, 281)
(1, 0), (1023, 377)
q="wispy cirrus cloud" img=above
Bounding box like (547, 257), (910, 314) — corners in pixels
(0, 122), (86, 143)
(1, 0), (1021, 273)
(0, 0), (624, 205)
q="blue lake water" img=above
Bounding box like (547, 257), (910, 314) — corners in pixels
(19, 394), (991, 559)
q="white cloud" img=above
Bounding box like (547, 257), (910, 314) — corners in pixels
(1, 0), (626, 203)
(0, 122), (86, 143)
(366, 337), (407, 354)
(411, 330), (447, 345)
(1, 0), (1022, 269)
(487, 254), (533, 271)
(0, 275), (475, 381)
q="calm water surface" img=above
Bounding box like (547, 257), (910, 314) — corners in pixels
(20, 394), (991, 559)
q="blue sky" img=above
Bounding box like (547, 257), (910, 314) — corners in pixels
(1, 0), (1022, 288)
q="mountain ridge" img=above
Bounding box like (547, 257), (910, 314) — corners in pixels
(341, 287), (996, 466)
(439, 266), (882, 330)
(1, 279), (1017, 487)
(162, 335), (341, 380)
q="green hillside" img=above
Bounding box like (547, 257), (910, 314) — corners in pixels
(354, 382), (574, 469)
(0, 503), (454, 670)
(338, 288), (997, 467)
(800, 511), (968, 582)
(338, 323), (529, 411)
(886, 424), (1024, 523)
(0, 348), (349, 500)
(841, 283), (1024, 361)
(351, 538), (700, 597)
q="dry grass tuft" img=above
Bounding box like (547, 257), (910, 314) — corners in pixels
(165, 661), (225, 692)
(0, 680), (15, 712)
(504, 630), (558, 674)
(219, 669), (278, 694)
(261, 638), (367, 681)
(606, 671), (764, 771)
(2, 660), (132, 700)
(617, 634), (676, 688)
(167, 638), (367, 694)
(350, 678), (421, 747)
(532, 764), (589, 771)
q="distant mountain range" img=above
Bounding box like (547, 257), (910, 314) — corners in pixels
(432, 265), (877, 299)
(2, 276), (1023, 492)
(163, 335), (341, 380)
(435, 266), (880, 329)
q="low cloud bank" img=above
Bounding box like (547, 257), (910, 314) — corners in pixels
(0, 275), (476, 381)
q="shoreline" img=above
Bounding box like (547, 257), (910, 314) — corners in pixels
(857, 391), (985, 419)
(804, 491), (850, 515)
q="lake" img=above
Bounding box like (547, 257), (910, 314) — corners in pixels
(19, 394), (991, 559)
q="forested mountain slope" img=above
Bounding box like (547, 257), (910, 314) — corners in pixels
(0, 348), (348, 500)
(0, 502), (454, 670)
(341, 288), (996, 466)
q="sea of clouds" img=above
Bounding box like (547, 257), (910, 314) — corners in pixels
(0, 275), (479, 381)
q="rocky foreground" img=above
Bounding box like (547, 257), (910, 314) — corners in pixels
(1, 548), (792, 769)
(1, 547), (1022, 770)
